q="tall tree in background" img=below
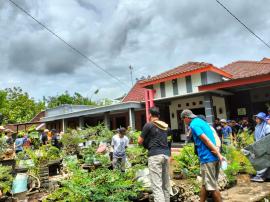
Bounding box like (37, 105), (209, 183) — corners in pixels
(0, 87), (45, 124)
(45, 91), (97, 109)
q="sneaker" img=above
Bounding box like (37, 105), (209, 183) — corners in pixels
(251, 176), (264, 182)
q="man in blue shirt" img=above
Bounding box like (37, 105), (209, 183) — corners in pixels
(220, 119), (233, 145)
(181, 109), (223, 202)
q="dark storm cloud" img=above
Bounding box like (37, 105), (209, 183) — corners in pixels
(0, 0), (270, 100)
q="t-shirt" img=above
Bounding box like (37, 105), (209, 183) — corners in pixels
(141, 122), (170, 157)
(111, 134), (129, 157)
(51, 135), (60, 148)
(190, 117), (218, 164)
(41, 133), (48, 145)
(222, 125), (232, 139)
(15, 138), (24, 151)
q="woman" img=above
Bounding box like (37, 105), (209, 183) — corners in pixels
(14, 133), (25, 154)
(251, 112), (270, 182)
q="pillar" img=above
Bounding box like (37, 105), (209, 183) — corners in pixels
(62, 119), (67, 133)
(129, 108), (136, 130)
(79, 117), (84, 129)
(104, 112), (110, 129)
(204, 94), (215, 125)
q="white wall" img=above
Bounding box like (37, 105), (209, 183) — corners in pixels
(165, 80), (174, 97)
(169, 96), (204, 129)
(191, 73), (202, 92)
(177, 77), (187, 95)
(207, 72), (222, 84)
(212, 96), (227, 119)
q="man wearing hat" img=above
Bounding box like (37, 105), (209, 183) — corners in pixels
(251, 112), (270, 182)
(181, 109), (223, 202)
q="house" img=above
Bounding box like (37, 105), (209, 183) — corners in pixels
(41, 58), (270, 141)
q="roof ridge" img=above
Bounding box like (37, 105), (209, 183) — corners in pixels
(141, 61), (213, 83)
(222, 60), (266, 69)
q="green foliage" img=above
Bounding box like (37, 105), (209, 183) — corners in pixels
(44, 166), (142, 202)
(28, 131), (41, 149)
(235, 131), (254, 149)
(0, 165), (13, 194)
(128, 131), (141, 144)
(0, 87), (45, 124)
(223, 145), (255, 185)
(61, 130), (84, 155)
(81, 147), (110, 166)
(0, 137), (8, 157)
(17, 145), (61, 176)
(174, 144), (200, 178)
(45, 91), (97, 108)
(126, 146), (148, 166)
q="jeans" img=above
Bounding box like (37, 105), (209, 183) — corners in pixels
(112, 156), (126, 172)
(148, 154), (170, 202)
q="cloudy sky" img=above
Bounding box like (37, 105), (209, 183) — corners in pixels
(0, 0), (269, 101)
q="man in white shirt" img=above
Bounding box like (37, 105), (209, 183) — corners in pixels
(111, 127), (129, 172)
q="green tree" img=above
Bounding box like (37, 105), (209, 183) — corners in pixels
(0, 87), (45, 124)
(45, 91), (97, 108)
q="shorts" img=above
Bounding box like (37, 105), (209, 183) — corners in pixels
(201, 161), (220, 191)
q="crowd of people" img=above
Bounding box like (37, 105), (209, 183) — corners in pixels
(1, 107), (270, 202)
(138, 107), (270, 202)
(0, 127), (64, 157)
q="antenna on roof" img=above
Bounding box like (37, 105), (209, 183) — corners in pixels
(129, 65), (134, 87)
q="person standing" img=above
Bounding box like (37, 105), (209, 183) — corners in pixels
(51, 129), (60, 149)
(251, 112), (270, 182)
(138, 107), (170, 202)
(181, 109), (223, 202)
(213, 118), (222, 140)
(14, 133), (25, 154)
(41, 129), (49, 145)
(220, 119), (233, 146)
(111, 127), (129, 172)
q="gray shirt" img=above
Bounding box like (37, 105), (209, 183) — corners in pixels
(111, 134), (129, 157)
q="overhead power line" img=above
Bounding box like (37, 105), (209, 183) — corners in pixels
(215, 0), (270, 50)
(7, 0), (128, 87)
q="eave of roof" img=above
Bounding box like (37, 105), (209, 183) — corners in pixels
(199, 73), (270, 91)
(42, 102), (143, 122)
(140, 64), (233, 87)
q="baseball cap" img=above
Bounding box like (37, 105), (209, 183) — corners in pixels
(254, 112), (266, 120)
(181, 109), (197, 119)
(220, 119), (227, 123)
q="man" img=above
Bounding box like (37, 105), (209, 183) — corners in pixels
(41, 129), (49, 145)
(111, 127), (129, 172)
(213, 118), (222, 140)
(251, 112), (270, 182)
(230, 120), (242, 143)
(138, 107), (170, 202)
(181, 109), (223, 202)
(51, 129), (60, 149)
(220, 119), (233, 146)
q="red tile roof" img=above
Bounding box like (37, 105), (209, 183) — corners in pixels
(123, 58), (270, 102)
(122, 81), (145, 102)
(140, 62), (232, 87)
(222, 58), (270, 79)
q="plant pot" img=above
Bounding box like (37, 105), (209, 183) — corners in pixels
(173, 170), (185, 180)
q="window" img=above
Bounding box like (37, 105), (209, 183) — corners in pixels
(172, 79), (178, 95)
(160, 82), (166, 97)
(186, 76), (192, 93)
